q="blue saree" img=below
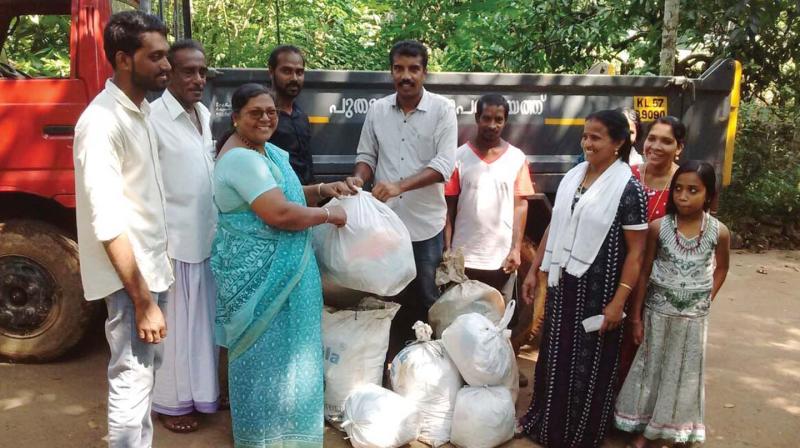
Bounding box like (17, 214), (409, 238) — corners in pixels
(211, 144), (323, 448)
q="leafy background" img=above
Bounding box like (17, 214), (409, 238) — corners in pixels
(1, 0), (798, 247)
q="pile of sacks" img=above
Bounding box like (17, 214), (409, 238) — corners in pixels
(324, 298), (519, 448)
(316, 193), (519, 448)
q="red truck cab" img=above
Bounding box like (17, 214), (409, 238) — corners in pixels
(0, 0), (135, 360)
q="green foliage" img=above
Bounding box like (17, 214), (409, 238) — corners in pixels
(1, 1), (797, 106)
(1, 15), (71, 78)
(718, 102), (800, 247)
(188, 0), (799, 106)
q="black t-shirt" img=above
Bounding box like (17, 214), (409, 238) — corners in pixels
(269, 103), (314, 185)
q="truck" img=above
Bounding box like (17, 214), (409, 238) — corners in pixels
(0, 0), (742, 361)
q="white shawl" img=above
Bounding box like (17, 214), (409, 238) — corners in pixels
(541, 159), (632, 286)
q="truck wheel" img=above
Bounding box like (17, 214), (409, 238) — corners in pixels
(0, 220), (93, 361)
(511, 238), (548, 351)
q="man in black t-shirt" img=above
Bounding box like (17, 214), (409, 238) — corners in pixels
(267, 45), (314, 185)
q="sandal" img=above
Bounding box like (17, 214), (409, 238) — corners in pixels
(513, 421), (526, 439)
(158, 413), (199, 433)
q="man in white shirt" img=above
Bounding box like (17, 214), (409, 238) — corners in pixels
(73, 11), (172, 447)
(443, 94), (535, 386)
(346, 40), (457, 355)
(149, 39), (219, 433)
(444, 94), (535, 288)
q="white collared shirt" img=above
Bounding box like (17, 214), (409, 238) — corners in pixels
(149, 89), (217, 263)
(74, 79), (173, 301)
(355, 88), (458, 241)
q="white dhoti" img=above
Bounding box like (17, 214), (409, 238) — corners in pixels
(153, 258), (219, 415)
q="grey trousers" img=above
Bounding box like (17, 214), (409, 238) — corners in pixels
(105, 289), (167, 448)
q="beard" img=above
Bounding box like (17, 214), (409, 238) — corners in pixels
(131, 59), (167, 92)
(276, 81), (301, 98)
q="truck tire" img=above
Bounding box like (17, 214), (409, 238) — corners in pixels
(511, 238), (547, 351)
(0, 220), (93, 361)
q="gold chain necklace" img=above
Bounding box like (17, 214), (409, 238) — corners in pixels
(642, 163), (673, 221)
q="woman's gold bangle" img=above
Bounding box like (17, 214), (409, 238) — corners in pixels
(322, 207), (330, 224)
(317, 182), (325, 198)
(619, 282), (633, 292)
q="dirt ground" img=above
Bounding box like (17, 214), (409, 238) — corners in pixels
(1, 250), (799, 448)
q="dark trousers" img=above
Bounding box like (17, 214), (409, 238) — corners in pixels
(387, 230), (444, 362)
(464, 267), (511, 293)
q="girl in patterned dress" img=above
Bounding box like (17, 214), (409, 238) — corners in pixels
(614, 161), (731, 446)
(619, 116), (687, 390)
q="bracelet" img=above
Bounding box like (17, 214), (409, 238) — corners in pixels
(619, 282), (633, 292)
(317, 182), (325, 198)
(322, 207), (330, 223)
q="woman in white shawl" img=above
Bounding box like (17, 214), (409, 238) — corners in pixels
(517, 109), (648, 448)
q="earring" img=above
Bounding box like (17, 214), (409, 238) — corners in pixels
(234, 122), (239, 128)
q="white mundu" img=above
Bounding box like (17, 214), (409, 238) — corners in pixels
(149, 89), (219, 417)
(449, 142), (533, 270)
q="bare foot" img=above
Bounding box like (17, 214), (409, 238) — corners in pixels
(629, 433), (647, 448)
(158, 413), (199, 433)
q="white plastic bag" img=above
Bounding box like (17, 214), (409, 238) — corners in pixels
(390, 322), (463, 447)
(313, 191), (416, 296)
(442, 300), (516, 387)
(499, 348), (520, 404)
(342, 384), (420, 448)
(323, 297), (400, 426)
(428, 280), (505, 339)
(450, 386), (515, 448)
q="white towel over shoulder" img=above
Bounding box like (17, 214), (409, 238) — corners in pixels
(542, 159), (632, 286)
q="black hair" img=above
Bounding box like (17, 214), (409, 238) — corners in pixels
(167, 39), (205, 67)
(215, 83), (273, 154)
(389, 40), (428, 70)
(103, 11), (167, 69)
(476, 94), (509, 119)
(268, 45), (305, 70)
(666, 160), (717, 215)
(584, 109), (632, 163)
(617, 107), (642, 147)
(649, 115), (687, 147)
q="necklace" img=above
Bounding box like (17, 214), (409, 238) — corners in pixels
(641, 163), (674, 221)
(236, 131), (263, 154)
(673, 213), (706, 252)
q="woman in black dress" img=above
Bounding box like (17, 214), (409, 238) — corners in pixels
(518, 109), (648, 448)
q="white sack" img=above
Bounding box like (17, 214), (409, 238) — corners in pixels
(323, 297), (400, 426)
(313, 191), (416, 296)
(342, 384), (420, 448)
(390, 322), (463, 447)
(450, 386), (515, 448)
(428, 280), (505, 339)
(500, 348), (520, 404)
(442, 301), (516, 387)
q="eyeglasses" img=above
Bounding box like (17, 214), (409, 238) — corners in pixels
(244, 108), (278, 120)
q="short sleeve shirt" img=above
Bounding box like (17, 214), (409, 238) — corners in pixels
(214, 147), (280, 213)
(444, 142), (535, 270)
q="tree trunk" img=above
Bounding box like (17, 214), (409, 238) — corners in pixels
(659, 0), (680, 76)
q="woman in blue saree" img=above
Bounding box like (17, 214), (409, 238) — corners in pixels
(211, 83), (351, 447)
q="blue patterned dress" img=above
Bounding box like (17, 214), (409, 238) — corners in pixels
(211, 145), (323, 448)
